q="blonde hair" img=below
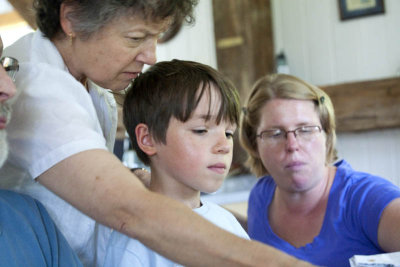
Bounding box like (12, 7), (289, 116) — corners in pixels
(239, 73), (337, 177)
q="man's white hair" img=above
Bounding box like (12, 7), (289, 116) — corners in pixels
(0, 130), (8, 168)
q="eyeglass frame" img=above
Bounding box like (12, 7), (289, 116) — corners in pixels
(256, 125), (322, 144)
(0, 56), (19, 82)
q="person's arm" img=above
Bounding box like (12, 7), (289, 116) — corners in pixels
(38, 149), (313, 266)
(377, 198), (400, 252)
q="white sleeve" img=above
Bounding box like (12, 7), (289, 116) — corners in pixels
(8, 62), (108, 178)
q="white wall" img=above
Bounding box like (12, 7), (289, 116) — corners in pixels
(337, 128), (400, 184)
(0, 0), (13, 13)
(156, 0), (217, 68)
(0, 0), (33, 47)
(271, 0), (400, 86)
(271, 0), (400, 185)
(149, 0), (400, 186)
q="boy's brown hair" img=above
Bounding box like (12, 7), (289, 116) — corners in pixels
(123, 59), (240, 165)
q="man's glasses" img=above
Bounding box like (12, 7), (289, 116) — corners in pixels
(257, 125), (322, 145)
(1, 56), (19, 81)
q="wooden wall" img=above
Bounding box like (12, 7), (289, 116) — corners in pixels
(6, 0), (35, 28)
(212, 0), (275, 172)
(322, 77), (400, 132)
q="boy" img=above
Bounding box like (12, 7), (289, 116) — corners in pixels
(97, 59), (249, 266)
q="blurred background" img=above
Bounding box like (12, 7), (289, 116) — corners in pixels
(1, 0), (399, 213)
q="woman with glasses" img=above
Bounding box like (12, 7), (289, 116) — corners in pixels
(240, 73), (400, 267)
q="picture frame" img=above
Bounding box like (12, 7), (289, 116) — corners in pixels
(338, 0), (385, 21)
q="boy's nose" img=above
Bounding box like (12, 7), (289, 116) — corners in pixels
(214, 135), (231, 154)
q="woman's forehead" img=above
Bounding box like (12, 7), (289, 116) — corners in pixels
(260, 99), (319, 125)
(111, 12), (172, 34)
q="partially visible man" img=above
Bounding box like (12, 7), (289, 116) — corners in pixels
(0, 35), (82, 267)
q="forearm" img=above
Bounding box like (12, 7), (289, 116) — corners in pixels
(38, 149), (312, 266)
(124, 190), (310, 266)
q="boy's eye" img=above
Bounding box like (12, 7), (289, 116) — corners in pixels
(225, 131), (234, 139)
(192, 129), (207, 135)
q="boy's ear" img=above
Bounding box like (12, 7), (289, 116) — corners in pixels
(135, 123), (157, 156)
(59, 3), (75, 36)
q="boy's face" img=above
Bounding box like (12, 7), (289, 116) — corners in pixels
(151, 84), (236, 195)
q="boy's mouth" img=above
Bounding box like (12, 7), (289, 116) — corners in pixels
(208, 163), (226, 174)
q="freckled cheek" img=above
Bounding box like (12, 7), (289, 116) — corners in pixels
(182, 145), (202, 160)
(170, 149), (200, 176)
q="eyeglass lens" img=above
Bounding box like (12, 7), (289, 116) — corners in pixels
(1, 56), (19, 81)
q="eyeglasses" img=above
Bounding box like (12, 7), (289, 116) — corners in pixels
(1, 56), (19, 81)
(257, 125), (322, 145)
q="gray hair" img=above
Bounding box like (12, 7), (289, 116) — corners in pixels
(34, 0), (198, 40)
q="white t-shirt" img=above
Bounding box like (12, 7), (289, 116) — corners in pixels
(96, 200), (249, 267)
(0, 30), (118, 266)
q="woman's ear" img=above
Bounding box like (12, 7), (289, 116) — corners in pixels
(59, 3), (75, 37)
(135, 123), (157, 156)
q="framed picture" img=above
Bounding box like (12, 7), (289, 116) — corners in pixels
(338, 0), (385, 21)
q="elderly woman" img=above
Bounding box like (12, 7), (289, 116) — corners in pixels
(0, 35), (82, 266)
(0, 1), (313, 266)
(240, 73), (400, 267)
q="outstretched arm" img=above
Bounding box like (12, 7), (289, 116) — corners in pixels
(377, 198), (400, 252)
(38, 149), (313, 266)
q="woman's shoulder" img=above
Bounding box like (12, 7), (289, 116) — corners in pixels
(251, 175), (275, 193)
(5, 31), (63, 67)
(335, 160), (396, 188)
(5, 31), (75, 91)
(248, 175), (275, 208)
(333, 160), (400, 202)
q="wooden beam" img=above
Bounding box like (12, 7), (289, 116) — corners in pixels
(7, 0), (36, 29)
(212, 0), (275, 171)
(321, 77), (400, 132)
(212, 0), (274, 104)
(0, 10), (25, 27)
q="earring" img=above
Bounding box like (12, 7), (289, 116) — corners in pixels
(68, 32), (75, 45)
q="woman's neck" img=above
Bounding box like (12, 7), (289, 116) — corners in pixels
(274, 166), (336, 215)
(52, 35), (87, 88)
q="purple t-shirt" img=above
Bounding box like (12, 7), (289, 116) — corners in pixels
(248, 160), (400, 267)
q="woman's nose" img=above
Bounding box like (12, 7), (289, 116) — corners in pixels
(136, 38), (157, 66)
(285, 131), (300, 152)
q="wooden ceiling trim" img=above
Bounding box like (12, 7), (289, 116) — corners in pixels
(321, 77), (400, 132)
(6, 0), (36, 29)
(0, 10), (25, 27)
